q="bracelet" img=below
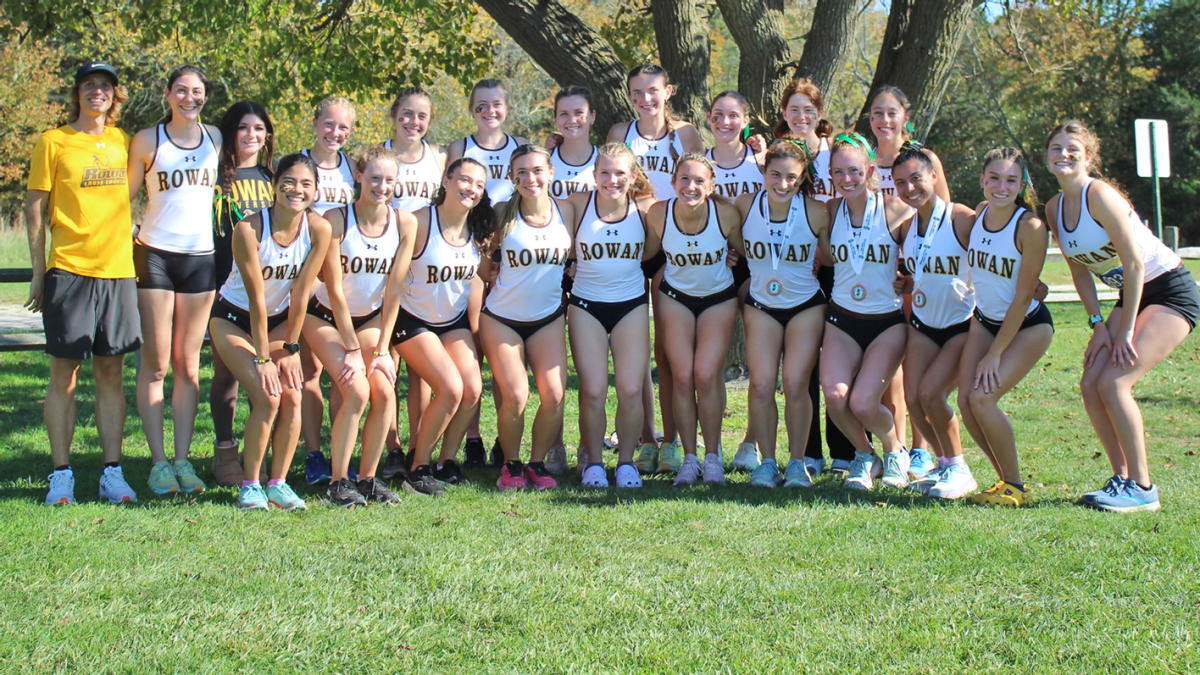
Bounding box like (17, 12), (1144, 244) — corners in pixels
(254, 356), (271, 365)
(372, 350), (390, 357)
(346, 347), (361, 352)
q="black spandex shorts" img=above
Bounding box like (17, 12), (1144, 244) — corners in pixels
(658, 280), (737, 318)
(569, 291), (649, 334)
(133, 242), (217, 293)
(826, 304), (906, 352)
(974, 302), (1054, 337)
(305, 298), (381, 331)
(746, 290), (827, 329)
(42, 269), (142, 360)
(732, 256), (751, 289)
(483, 303), (566, 342)
(909, 314), (972, 348)
(210, 297), (288, 335)
(391, 306), (471, 346)
(1115, 266), (1199, 332)
(642, 250), (666, 280)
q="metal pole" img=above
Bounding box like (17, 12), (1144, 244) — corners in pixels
(1151, 120), (1163, 239)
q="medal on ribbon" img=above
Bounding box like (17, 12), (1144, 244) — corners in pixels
(765, 192), (802, 297)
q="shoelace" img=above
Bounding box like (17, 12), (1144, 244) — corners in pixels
(1103, 476), (1124, 496)
(175, 461), (197, 478)
(49, 472), (73, 491)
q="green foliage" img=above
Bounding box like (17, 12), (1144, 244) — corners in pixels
(0, 23), (65, 217)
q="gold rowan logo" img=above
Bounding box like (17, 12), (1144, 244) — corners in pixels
(80, 153), (126, 187)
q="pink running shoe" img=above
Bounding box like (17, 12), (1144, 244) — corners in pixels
(497, 463), (527, 491)
(524, 463), (558, 491)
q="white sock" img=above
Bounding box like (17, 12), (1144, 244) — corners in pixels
(937, 456), (952, 467)
(948, 455), (966, 466)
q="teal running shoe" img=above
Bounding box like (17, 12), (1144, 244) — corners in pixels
(267, 482), (307, 511)
(782, 458), (813, 488)
(749, 458), (782, 488)
(237, 484), (269, 510)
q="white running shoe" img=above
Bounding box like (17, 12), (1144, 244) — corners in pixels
(581, 464), (609, 488)
(928, 463), (978, 500)
(702, 452), (726, 484)
(45, 469), (76, 506)
(614, 464), (642, 488)
(910, 464), (946, 494)
(804, 457), (825, 477)
(730, 443), (760, 472)
(881, 450), (911, 488)
(843, 452), (881, 490)
(98, 466), (138, 504)
(674, 455), (703, 485)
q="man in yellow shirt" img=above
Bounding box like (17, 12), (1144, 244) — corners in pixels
(25, 61), (141, 506)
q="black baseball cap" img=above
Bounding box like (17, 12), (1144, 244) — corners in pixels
(75, 61), (119, 85)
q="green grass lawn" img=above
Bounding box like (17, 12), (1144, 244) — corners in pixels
(1, 301), (1199, 673)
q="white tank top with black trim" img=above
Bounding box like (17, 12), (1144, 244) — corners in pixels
(139, 124), (220, 254)
(968, 205), (1038, 321)
(876, 165), (896, 197)
(301, 149), (355, 216)
(385, 139), (442, 213)
(624, 120), (685, 201)
(220, 208), (312, 317)
(401, 207), (480, 326)
(707, 146), (762, 199)
(829, 195), (903, 314)
(661, 199), (733, 297)
(485, 202), (573, 322)
(810, 138), (835, 203)
(902, 200), (974, 329)
(549, 146), (596, 198)
(572, 193), (646, 303)
(742, 191), (820, 309)
(315, 205), (398, 317)
(463, 134), (517, 204)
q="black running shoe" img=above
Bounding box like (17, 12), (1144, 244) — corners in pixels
(463, 437), (486, 468)
(327, 478), (367, 509)
(489, 439), (504, 468)
(357, 476), (401, 504)
(380, 449), (408, 480)
(433, 459), (469, 486)
(403, 465), (445, 496)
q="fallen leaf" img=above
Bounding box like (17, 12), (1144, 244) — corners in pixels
(1186, 451), (1195, 456)
(400, 644), (412, 650)
(1092, 452), (1102, 459)
(432, 517), (447, 527)
(185, 519), (198, 524)
(502, 510), (520, 517)
(874, 502), (890, 508)
(1152, 522), (1160, 533)
(1164, 464), (1173, 470)
(357, 605), (366, 612)
(91, 518), (105, 525)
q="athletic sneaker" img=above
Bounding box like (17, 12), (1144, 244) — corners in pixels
(881, 450), (911, 489)
(970, 480), (1027, 507)
(928, 463), (977, 500)
(237, 484), (269, 510)
(267, 482), (307, 511)
(99, 465), (137, 504)
(749, 459), (782, 488)
(702, 453), (726, 484)
(357, 477), (401, 504)
(782, 458), (814, 488)
(804, 457), (825, 478)
(910, 464), (946, 494)
(658, 441), (683, 473)
(843, 452), (882, 491)
(305, 451), (333, 485)
(148, 461), (179, 495)
(497, 461), (526, 491)
(173, 459), (207, 493)
(544, 445), (569, 475)
(830, 458), (853, 477)
(489, 439), (504, 468)
(730, 443), (761, 472)
(633, 443), (659, 473)
(380, 449), (408, 480)
(908, 448), (934, 478)
(524, 463), (558, 491)
(614, 463), (642, 488)
(463, 437), (487, 468)
(45, 469), (77, 506)
(327, 478), (367, 509)
(581, 464), (609, 488)
(1082, 474), (1124, 504)
(433, 460), (469, 486)
(674, 455), (703, 485)
(404, 466), (445, 496)
(1091, 479), (1161, 513)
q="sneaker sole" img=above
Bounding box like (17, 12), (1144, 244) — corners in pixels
(238, 502), (268, 510)
(46, 497), (77, 506)
(782, 480), (811, 488)
(843, 481), (872, 490)
(496, 484), (526, 491)
(149, 486), (179, 495)
(401, 483), (441, 497)
(180, 486), (206, 494)
(1091, 501), (1161, 514)
(659, 464), (681, 473)
(268, 500), (307, 511)
(882, 478), (909, 489)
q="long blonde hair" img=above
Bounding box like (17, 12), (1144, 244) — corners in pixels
(597, 143), (656, 202)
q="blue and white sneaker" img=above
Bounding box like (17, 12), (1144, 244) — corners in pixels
(237, 484), (269, 511)
(267, 482), (308, 511)
(1082, 475), (1124, 504)
(749, 459), (781, 488)
(305, 451), (333, 485)
(908, 448), (934, 478)
(782, 458), (813, 488)
(844, 452), (881, 490)
(881, 449), (911, 488)
(1091, 479), (1160, 513)
(804, 456), (825, 478)
(910, 464), (946, 494)
(730, 443), (761, 472)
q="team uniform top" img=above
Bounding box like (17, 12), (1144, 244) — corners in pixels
(902, 198), (974, 329)
(548, 146), (597, 198)
(968, 205), (1038, 321)
(876, 164), (896, 197)
(301, 149), (355, 216)
(314, 205), (398, 317)
(572, 194), (647, 303)
(384, 139), (442, 213)
(26, 125), (135, 278)
(220, 208), (312, 317)
(708, 146), (763, 200)
(402, 207), (481, 325)
(624, 121), (685, 201)
(1055, 178), (1181, 289)
(829, 195), (903, 314)
(485, 203), (573, 322)
(741, 192), (821, 308)
(138, 124), (219, 254)
(463, 134), (518, 203)
(809, 138), (835, 203)
(661, 199), (734, 297)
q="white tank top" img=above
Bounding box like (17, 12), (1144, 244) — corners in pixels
(315, 205), (398, 317)
(301, 149), (355, 216)
(549, 146), (596, 198)
(661, 199), (734, 297)
(463, 134), (517, 204)
(402, 207), (481, 325)
(830, 195), (903, 314)
(902, 199), (974, 329)
(810, 138), (835, 203)
(485, 202), (572, 322)
(385, 139), (442, 213)
(742, 192), (821, 308)
(708, 146), (762, 199)
(1056, 179), (1180, 289)
(572, 193), (646, 303)
(968, 205), (1039, 321)
(139, 124), (219, 253)
(876, 164), (896, 197)
(220, 209), (312, 317)
(624, 120), (685, 201)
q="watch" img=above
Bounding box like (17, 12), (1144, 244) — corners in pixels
(283, 342), (301, 354)
(1088, 314), (1104, 329)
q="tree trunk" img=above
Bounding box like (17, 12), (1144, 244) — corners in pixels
(855, 0), (981, 140)
(714, 0), (793, 121)
(475, 0), (634, 137)
(725, 312), (747, 374)
(649, 0), (712, 127)
(795, 0), (868, 101)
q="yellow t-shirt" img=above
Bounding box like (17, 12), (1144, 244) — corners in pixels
(26, 125), (135, 279)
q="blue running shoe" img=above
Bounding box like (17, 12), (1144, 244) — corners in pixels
(305, 451), (332, 485)
(782, 458), (813, 488)
(908, 448), (934, 478)
(749, 459), (782, 488)
(1082, 474), (1123, 504)
(1091, 479), (1160, 513)
(237, 484), (269, 510)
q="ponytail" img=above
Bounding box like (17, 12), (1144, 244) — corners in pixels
(596, 143), (656, 202)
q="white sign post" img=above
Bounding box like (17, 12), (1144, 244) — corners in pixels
(1135, 119), (1169, 238)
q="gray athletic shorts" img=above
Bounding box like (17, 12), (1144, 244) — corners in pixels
(42, 269), (142, 360)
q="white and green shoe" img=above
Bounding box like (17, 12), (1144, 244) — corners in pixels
(148, 461), (180, 495)
(658, 441), (683, 473)
(173, 459), (207, 493)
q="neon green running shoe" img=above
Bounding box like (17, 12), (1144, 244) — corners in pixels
(657, 441), (683, 473)
(634, 443), (659, 473)
(267, 482), (307, 511)
(148, 461), (179, 495)
(172, 459), (207, 493)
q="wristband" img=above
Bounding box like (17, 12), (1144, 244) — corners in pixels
(254, 356), (271, 365)
(372, 350), (391, 357)
(1088, 314), (1104, 329)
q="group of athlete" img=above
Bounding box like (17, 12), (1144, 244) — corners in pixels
(25, 59), (1196, 514)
